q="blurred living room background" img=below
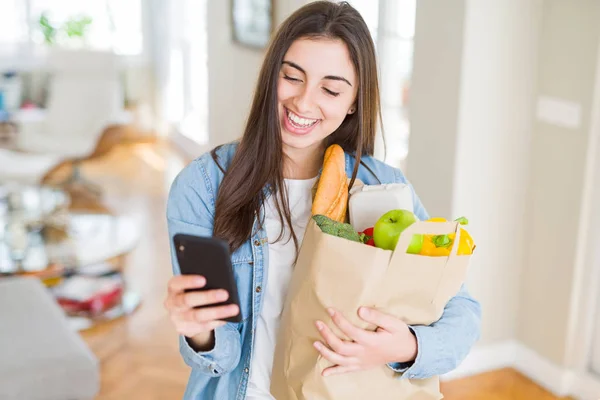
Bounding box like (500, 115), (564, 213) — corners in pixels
(1, 0), (600, 399)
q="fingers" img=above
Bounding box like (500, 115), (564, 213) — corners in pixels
(322, 364), (360, 377)
(168, 275), (206, 294)
(313, 341), (356, 367)
(176, 289), (229, 310)
(328, 308), (373, 343)
(165, 275), (239, 338)
(164, 289), (221, 313)
(358, 307), (404, 333)
(315, 321), (361, 356)
(165, 276), (227, 313)
(189, 304), (240, 323)
(188, 289), (229, 307)
(194, 319), (227, 331)
(205, 320), (227, 330)
(170, 304), (239, 337)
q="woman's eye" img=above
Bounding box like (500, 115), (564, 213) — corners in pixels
(323, 88), (340, 97)
(284, 75), (301, 82)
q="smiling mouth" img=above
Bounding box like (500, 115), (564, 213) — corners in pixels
(285, 108), (320, 129)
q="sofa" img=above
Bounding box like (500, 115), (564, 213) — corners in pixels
(0, 276), (100, 400)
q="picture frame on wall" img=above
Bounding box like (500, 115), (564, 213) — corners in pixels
(231, 0), (274, 48)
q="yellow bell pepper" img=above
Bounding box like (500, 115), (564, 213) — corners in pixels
(420, 235), (452, 256)
(450, 229), (475, 255)
(427, 217), (448, 223)
(415, 217), (475, 256)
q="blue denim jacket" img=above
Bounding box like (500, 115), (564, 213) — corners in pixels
(167, 142), (481, 400)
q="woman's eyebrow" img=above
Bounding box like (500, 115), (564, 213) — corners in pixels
(282, 60), (306, 74)
(282, 60), (352, 87)
(323, 74), (352, 87)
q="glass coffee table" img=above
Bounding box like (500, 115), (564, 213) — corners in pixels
(0, 183), (141, 330)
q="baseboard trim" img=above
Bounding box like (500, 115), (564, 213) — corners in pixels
(442, 340), (600, 399)
(440, 340), (518, 381)
(512, 342), (573, 397)
(571, 371), (600, 400)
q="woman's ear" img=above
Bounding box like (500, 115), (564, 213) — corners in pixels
(348, 105), (356, 115)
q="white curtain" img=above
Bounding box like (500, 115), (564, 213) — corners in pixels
(146, 0), (208, 143)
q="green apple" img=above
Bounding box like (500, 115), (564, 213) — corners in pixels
(373, 209), (419, 251)
(407, 234), (424, 254)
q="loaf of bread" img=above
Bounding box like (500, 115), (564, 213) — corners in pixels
(311, 144), (348, 222)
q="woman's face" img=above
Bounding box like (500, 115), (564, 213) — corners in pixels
(277, 38), (358, 153)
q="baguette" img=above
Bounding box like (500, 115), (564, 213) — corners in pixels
(311, 144), (348, 222)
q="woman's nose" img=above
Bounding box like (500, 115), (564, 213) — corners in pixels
(293, 87), (316, 114)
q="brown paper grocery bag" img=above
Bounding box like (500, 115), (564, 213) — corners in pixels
(271, 219), (471, 400)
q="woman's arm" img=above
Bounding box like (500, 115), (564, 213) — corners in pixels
(167, 158), (242, 377)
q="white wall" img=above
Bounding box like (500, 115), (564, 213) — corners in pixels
(408, 0), (541, 345)
(518, 0), (600, 367)
(205, 0), (264, 147)
(585, 76), (600, 374)
(410, 2), (600, 391)
(455, 0), (541, 345)
(405, 0), (465, 219)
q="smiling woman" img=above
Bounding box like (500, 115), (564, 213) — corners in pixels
(211, 2), (381, 256)
(278, 40), (358, 152)
(164, 2), (481, 400)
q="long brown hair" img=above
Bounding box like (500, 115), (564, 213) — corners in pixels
(212, 1), (381, 253)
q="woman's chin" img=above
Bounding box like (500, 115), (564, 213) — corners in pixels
(282, 128), (322, 149)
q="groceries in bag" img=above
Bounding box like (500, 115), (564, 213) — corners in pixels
(271, 144), (477, 400)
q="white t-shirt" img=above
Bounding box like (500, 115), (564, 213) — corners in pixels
(246, 176), (318, 400)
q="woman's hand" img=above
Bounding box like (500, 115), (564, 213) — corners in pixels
(164, 275), (240, 350)
(313, 307), (417, 376)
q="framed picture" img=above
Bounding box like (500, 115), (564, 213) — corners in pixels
(231, 0), (274, 48)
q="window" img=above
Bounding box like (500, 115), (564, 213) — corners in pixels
(342, 0), (380, 43)
(347, 0), (417, 168)
(0, 0), (143, 56)
(0, 1), (28, 47)
(165, 0), (209, 145)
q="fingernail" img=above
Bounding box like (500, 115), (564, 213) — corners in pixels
(217, 291), (228, 301)
(313, 341), (321, 350)
(316, 321), (324, 330)
(327, 308), (335, 317)
(360, 307), (370, 317)
(196, 277), (206, 285)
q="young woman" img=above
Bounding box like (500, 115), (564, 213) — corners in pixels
(165, 2), (481, 399)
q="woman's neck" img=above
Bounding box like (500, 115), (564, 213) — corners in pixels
(282, 143), (325, 179)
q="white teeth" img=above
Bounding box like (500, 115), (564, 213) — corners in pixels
(287, 109), (317, 127)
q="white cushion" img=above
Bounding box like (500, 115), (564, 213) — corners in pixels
(0, 277), (99, 400)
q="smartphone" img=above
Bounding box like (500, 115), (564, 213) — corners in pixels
(173, 233), (242, 323)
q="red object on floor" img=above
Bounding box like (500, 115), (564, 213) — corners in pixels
(54, 275), (124, 314)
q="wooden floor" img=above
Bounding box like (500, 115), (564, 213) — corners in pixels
(59, 140), (571, 399)
(58, 141), (190, 400)
(440, 368), (573, 400)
